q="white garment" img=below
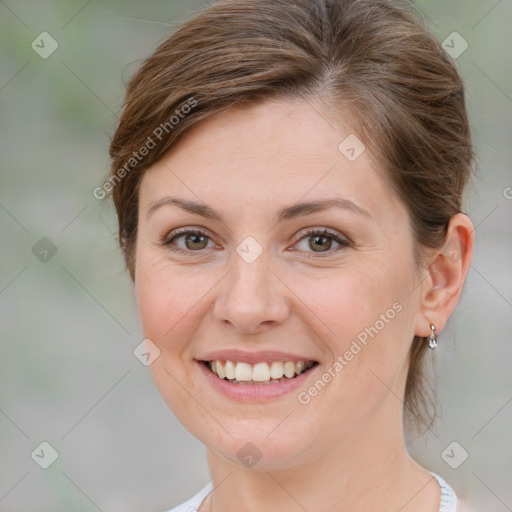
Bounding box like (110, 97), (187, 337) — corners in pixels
(166, 472), (457, 512)
(166, 481), (212, 512)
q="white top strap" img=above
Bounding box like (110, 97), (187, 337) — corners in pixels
(431, 472), (458, 512)
(165, 482), (211, 511)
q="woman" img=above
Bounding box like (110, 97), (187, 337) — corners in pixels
(108, 0), (477, 510)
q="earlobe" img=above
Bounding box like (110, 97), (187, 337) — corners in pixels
(415, 213), (475, 338)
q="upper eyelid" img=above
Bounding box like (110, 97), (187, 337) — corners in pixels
(164, 226), (346, 240)
(295, 226), (347, 240)
(163, 226), (349, 251)
(162, 227), (214, 245)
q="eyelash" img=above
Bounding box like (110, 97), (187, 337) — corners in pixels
(161, 227), (350, 258)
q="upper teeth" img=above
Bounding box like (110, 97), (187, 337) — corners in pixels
(209, 360), (314, 381)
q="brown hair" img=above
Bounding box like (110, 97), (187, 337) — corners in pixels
(108, 0), (474, 434)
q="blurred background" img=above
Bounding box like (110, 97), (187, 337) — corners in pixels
(1, 0), (511, 510)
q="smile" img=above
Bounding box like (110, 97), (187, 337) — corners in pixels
(196, 350), (321, 401)
(206, 360), (317, 385)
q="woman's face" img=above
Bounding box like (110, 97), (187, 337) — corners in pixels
(134, 97), (426, 470)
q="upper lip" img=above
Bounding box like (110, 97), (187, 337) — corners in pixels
(197, 349), (319, 365)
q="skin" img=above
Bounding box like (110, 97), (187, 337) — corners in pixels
(134, 97), (474, 511)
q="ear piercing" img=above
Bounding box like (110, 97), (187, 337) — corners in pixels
(428, 323), (438, 349)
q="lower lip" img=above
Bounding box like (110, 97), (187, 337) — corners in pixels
(196, 361), (319, 402)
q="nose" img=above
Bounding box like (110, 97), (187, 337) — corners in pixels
(213, 252), (290, 334)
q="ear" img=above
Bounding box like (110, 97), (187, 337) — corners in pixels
(414, 213), (475, 337)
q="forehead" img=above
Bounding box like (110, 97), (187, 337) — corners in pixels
(139, 97), (401, 222)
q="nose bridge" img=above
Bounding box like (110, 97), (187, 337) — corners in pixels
(214, 245), (288, 332)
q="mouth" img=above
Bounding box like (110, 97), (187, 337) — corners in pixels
(200, 359), (319, 385)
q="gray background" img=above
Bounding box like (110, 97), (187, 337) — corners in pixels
(1, 0), (511, 510)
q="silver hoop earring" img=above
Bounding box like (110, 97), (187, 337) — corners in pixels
(428, 324), (438, 349)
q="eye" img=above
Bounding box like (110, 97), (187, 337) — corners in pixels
(293, 228), (350, 257)
(162, 227), (217, 254)
(161, 227), (350, 257)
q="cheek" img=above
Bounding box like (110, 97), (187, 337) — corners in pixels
(299, 265), (405, 346)
(135, 259), (210, 419)
(301, 261), (415, 397)
(134, 256), (216, 354)
(135, 257), (184, 344)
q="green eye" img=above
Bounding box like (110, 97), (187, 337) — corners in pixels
(162, 227), (349, 257)
(294, 229), (349, 256)
(163, 227), (214, 254)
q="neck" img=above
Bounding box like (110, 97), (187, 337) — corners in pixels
(203, 411), (440, 512)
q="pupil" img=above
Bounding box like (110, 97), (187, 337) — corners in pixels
(311, 235), (331, 252)
(187, 233), (207, 249)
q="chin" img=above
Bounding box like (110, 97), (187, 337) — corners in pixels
(205, 430), (317, 472)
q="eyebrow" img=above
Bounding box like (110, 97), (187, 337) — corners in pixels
(146, 196), (372, 223)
